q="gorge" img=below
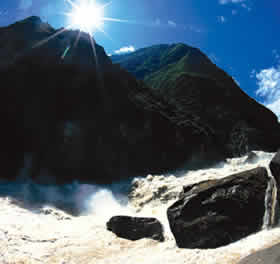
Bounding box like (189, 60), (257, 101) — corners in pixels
(0, 16), (280, 264)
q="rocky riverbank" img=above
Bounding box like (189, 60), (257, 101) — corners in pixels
(1, 151), (280, 264)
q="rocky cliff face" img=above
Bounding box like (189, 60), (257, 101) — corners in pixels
(113, 44), (280, 156)
(0, 17), (279, 184)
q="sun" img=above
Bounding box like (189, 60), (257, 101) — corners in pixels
(65, 0), (106, 35)
(33, 0), (131, 64)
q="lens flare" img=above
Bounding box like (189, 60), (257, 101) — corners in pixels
(65, 0), (106, 35)
(32, 0), (131, 63)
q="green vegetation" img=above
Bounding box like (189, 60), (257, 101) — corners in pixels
(111, 43), (222, 95)
(111, 43), (195, 80)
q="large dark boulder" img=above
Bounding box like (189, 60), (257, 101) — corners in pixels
(167, 167), (270, 249)
(270, 150), (280, 186)
(106, 216), (164, 242)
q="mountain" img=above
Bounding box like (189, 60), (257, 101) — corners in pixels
(0, 16), (111, 68)
(113, 44), (280, 154)
(111, 43), (223, 82)
(0, 17), (279, 184)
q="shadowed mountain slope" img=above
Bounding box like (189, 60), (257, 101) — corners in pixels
(112, 44), (280, 156)
(0, 17), (279, 184)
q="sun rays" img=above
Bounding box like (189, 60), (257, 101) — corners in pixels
(32, 0), (130, 65)
(64, 0), (106, 35)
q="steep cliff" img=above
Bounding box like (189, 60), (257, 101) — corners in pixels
(0, 17), (279, 184)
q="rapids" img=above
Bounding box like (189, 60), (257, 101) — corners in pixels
(1, 151), (280, 264)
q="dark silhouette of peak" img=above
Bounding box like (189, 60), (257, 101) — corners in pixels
(0, 16), (111, 69)
(22, 16), (42, 24)
(9, 16), (52, 33)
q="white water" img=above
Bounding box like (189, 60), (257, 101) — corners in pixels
(1, 151), (280, 264)
(262, 171), (278, 229)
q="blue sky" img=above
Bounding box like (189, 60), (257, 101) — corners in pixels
(0, 0), (280, 118)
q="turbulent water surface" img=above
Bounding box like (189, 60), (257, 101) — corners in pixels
(1, 151), (280, 264)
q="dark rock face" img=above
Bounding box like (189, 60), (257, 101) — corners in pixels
(0, 17), (280, 184)
(106, 216), (164, 242)
(167, 167), (269, 249)
(113, 44), (280, 157)
(270, 151), (280, 186)
(245, 151), (259, 164)
(0, 17), (204, 184)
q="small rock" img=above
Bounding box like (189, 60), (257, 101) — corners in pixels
(106, 216), (164, 242)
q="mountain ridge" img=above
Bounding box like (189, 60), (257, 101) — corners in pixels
(111, 43), (215, 81)
(0, 16), (279, 184)
(0, 15), (111, 69)
(112, 43), (280, 152)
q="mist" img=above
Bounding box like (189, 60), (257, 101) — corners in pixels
(0, 177), (132, 217)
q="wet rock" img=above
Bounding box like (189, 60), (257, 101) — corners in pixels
(245, 151), (258, 164)
(38, 206), (72, 220)
(270, 150), (280, 186)
(167, 167), (269, 249)
(179, 179), (218, 198)
(106, 216), (164, 242)
(129, 175), (181, 209)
